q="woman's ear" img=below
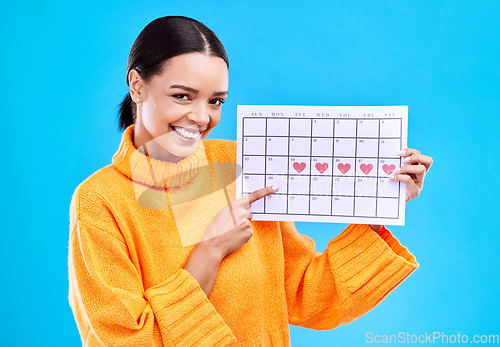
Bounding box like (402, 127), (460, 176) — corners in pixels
(128, 69), (145, 104)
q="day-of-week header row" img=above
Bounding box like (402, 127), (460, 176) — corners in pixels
(243, 112), (403, 118)
(237, 105), (407, 119)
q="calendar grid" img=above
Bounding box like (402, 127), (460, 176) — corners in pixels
(398, 118), (403, 217)
(375, 119), (381, 218)
(286, 118), (290, 214)
(330, 120), (336, 216)
(353, 119), (358, 216)
(241, 117), (404, 212)
(238, 107), (407, 225)
(308, 119), (312, 216)
(263, 117), (268, 213)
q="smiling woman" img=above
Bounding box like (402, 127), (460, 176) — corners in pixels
(68, 15), (428, 347)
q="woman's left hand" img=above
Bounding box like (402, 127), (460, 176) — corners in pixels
(390, 147), (433, 203)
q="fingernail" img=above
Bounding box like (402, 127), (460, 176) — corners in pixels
(399, 149), (407, 156)
(393, 167), (401, 175)
(403, 156), (411, 163)
(389, 173), (395, 180)
(271, 185), (279, 191)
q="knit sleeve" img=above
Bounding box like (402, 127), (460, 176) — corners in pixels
(68, 189), (237, 346)
(280, 222), (418, 330)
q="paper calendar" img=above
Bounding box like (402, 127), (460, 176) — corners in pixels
(236, 105), (408, 226)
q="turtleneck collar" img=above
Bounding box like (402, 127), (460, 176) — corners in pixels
(112, 124), (209, 188)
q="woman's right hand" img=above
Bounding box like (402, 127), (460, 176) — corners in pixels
(199, 185), (279, 259)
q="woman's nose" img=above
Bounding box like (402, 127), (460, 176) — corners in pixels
(187, 103), (210, 127)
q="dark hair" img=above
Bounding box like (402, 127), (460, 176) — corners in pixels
(117, 16), (229, 131)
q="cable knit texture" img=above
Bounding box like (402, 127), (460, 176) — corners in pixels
(68, 124), (419, 346)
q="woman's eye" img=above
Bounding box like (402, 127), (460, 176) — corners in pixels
(173, 94), (190, 101)
(210, 98), (225, 106)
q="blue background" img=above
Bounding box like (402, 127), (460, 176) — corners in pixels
(1, 0), (498, 345)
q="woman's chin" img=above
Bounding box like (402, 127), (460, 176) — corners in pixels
(159, 140), (200, 162)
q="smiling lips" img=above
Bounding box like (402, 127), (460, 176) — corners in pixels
(171, 125), (202, 139)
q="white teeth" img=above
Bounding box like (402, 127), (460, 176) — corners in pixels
(172, 126), (200, 139)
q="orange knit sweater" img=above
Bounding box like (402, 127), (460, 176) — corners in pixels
(68, 124), (418, 346)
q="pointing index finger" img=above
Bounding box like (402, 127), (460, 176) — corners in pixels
(247, 185), (279, 206)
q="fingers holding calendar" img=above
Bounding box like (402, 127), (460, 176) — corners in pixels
(399, 148), (433, 173)
(390, 147), (433, 203)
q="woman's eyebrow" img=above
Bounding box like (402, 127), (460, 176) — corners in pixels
(170, 84), (198, 93)
(213, 91), (229, 97)
(170, 84), (228, 97)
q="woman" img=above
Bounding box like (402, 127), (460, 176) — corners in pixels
(68, 16), (433, 346)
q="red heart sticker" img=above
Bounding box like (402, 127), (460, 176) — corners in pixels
(360, 163), (373, 175)
(315, 162), (328, 174)
(293, 162), (306, 173)
(382, 164), (396, 175)
(338, 163), (351, 174)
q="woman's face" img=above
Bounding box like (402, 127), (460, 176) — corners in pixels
(130, 52), (229, 162)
